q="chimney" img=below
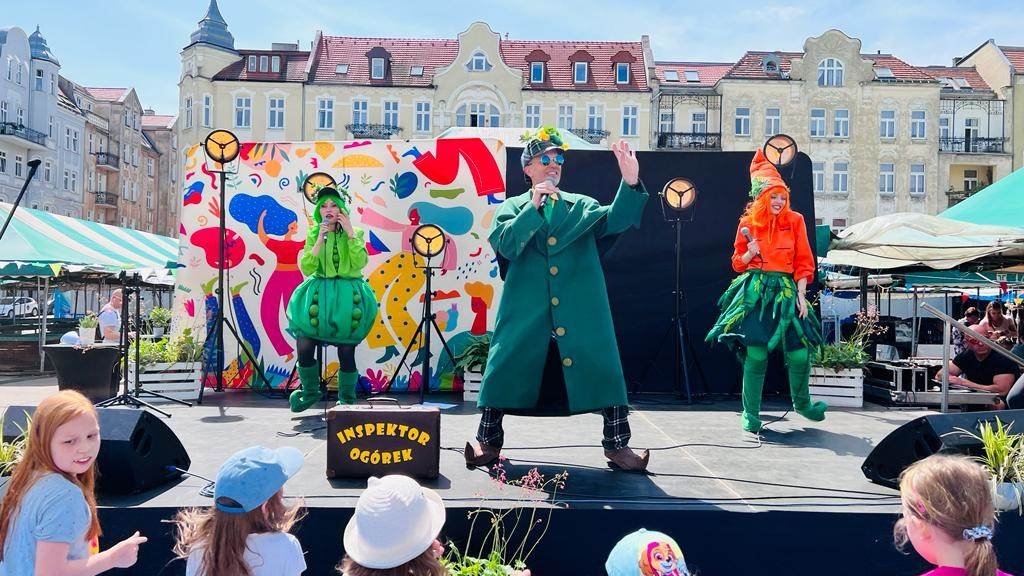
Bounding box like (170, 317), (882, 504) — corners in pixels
(271, 42), (299, 51)
(952, 56), (963, 66)
(143, 108), (155, 115)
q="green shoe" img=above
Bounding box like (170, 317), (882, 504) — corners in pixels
(289, 364), (323, 412)
(741, 412), (763, 433)
(337, 371), (358, 405)
(795, 400), (828, 422)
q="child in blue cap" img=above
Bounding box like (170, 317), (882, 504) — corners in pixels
(173, 445), (308, 576)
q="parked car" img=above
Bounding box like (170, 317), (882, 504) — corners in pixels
(0, 297), (39, 318)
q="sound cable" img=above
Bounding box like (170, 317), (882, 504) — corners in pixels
(166, 466), (216, 497)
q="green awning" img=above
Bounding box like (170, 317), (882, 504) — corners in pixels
(941, 166), (1024, 228)
(901, 270), (1024, 288)
(815, 224), (832, 257)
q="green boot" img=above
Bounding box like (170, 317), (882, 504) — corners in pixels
(786, 347), (827, 422)
(337, 371), (358, 405)
(741, 346), (768, 433)
(289, 364), (323, 413)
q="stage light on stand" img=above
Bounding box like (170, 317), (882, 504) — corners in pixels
(763, 133), (798, 167)
(203, 129), (240, 165)
(661, 178), (698, 213)
(302, 172), (337, 204)
(411, 224), (446, 259)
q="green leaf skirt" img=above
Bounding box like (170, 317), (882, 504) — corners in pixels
(287, 276), (379, 345)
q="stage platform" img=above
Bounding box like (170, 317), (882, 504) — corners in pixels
(2, 380), (1021, 575)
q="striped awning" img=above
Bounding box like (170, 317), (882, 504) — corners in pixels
(0, 202), (180, 277)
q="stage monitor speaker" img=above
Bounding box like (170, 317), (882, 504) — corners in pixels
(2, 406), (191, 495)
(861, 410), (1021, 489)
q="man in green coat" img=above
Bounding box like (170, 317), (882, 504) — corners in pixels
(464, 126), (650, 471)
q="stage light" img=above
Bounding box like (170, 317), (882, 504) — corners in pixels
(763, 133), (797, 167)
(411, 224), (446, 258)
(203, 130), (240, 164)
(661, 178), (697, 212)
(302, 172), (337, 204)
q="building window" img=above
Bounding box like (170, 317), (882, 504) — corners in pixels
(415, 102), (431, 133)
(734, 107), (750, 136)
(524, 104), (541, 129)
(248, 55), (257, 70)
(587, 105), (604, 131)
(832, 161), (848, 193)
(88, 133), (94, 154)
(352, 100), (368, 125)
(910, 110), (926, 139)
(147, 158), (154, 177)
(810, 108), (826, 137)
(879, 163), (895, 195)
(17, 107), (23, 125)
(268, 98), (285, 129)
(557, 104), (574, 130)
(271, 56), (281, 73)
(910, 163), (926, 196)
(234, 97), (251, 128)
(203, 95), (212, 127)
(317, 98), (334, 130)
(383, 100), (399, 127)
(44, 160), (52, 182)
(622, 105), (638, 136)
(456, 103), (499, 127)
(616, 63), (630, 84)
(659, 110), (673, 133)
(5, 58), (10, 81)
(880, 110), (896, 139)
(663, 70), (679, 82)
(65, 127), (72, 150)
(963, 169), (979, 191)
(692, 112), (706, 133)
(0, 151), (5, 173)
(0, 101), (6, 122)
(765, 107), (780, 136)
(49, 73), (55, 95)
(88, 171), (93, 191)
(48, 116), (53, 138)
(574, 61), (588, 83)
(410, 66), (423, 76)
(469, 51), (489, 72)
(70, 171), (77, 193)
(13, 155), (23, 178)
(817, 58), (844, 87)
(939, 117), (950, 141)
(530, 62), (544, 83)
(812, 161), (825, 193)
(185, 96), (193, 128)
(832, 218), (847, 229)
(371, 58), (385, 79)
(259, 55), (269, 72)
(34, 69), (43, 91)
(833, 109), (849, 138)
(63, 169), (70, 190)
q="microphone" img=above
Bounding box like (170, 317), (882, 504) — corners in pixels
(740, 226), (753, 242)
(545, 176), (558, 208)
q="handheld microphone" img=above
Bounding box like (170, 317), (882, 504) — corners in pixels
(740, 226), (753, 242)
(545, 176), (559, 207)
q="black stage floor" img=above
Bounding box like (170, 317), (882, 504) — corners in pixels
(11, 391), (1024, 575)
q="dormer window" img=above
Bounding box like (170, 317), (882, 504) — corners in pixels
(574, 61), (588, 83)
(248, 55), (257, 70)
(467, 51), (492, 72)
(761, 54), (782, 74)
(531, 62), (544, 83)
(410, 65), (424, 76)
(684, 70), (700, 82)
(663, 70), (679, 82)
(335, 64), (349, 74)
(259, 55), (269, 72)
(616, 63), (629, 84)
(817, 58), (844, 87)
(371, 57), (385, 79)
(874, 67), (894, 81)
(271, 56), (281, 73)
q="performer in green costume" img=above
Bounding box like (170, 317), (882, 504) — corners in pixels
(286, 187), (379, 412)
(706, 148), (826, 433)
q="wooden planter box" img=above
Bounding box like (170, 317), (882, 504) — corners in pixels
(127, 361), (202, 403)
(463, 368), (483, 402)
(809, 366), (864, 408)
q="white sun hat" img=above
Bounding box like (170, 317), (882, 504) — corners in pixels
(343, 475), (446, 569)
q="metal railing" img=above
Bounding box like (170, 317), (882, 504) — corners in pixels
(938, 136), (1007, 154)
(569, 128), (610, 144)
(345, 123), (403, 139)
(95, 192), (118, 206)
(656, 132), (722, 150)
(0, 122), (46, 146)
(95, 152), (120, 168)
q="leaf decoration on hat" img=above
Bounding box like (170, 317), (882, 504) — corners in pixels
(749, 176), (769, 199)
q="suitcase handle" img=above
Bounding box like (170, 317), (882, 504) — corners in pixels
(366, 396), (401, 409)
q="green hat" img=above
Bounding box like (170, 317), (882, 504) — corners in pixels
(520, 125), (569, 169)
(313, 187), (350, 223)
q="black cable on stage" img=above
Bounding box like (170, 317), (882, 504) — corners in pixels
(166, 466), (215, 497)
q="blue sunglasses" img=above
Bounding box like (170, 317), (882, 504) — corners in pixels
(538, 153), (565, 166)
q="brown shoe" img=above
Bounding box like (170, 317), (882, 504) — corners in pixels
(605, 447), (650, 472)
(464, 441), (501, 468)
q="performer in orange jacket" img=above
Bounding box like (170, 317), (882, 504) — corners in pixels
(706, 149), (826, 433)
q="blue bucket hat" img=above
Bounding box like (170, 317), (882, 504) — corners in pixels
(605, 528), (689, 576)
(214, 445), (304, 514)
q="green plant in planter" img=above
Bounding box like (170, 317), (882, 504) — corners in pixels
(814, 310), (886, 372)
(955, 417), (1023, 513)
(149, 307), (172, 328)
(0, 414), (30, 476)
(136, 328), (203, 369)
(454, 334), (491, 375)
(78, 314), (99, 329)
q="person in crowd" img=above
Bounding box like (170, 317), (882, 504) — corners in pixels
(0, 390), (147, 575)
(952, 307), (981, 357)
(895, 453), (1014, 576)
(98, 289), (124, 344)
(979, 301), (1017, 341)
(174, 445), (307, 576)
(605, 528), (691, 575)
(1008, 303), (1024, 360)
(935, 327), (1018, 399)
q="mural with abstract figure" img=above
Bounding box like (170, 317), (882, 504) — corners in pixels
(172, 138), (507, 393)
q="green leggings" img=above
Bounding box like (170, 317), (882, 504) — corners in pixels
(742, 345), (824, 431)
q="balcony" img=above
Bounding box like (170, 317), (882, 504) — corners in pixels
(345, 123), (403, 139)
(939, 137), (1007, 154)
(569, 128), (610, 145)
(0, 122), (47, 150)
(945, 186), (985, 208)
(95, 192), (118, 207)
(656, 132), (722, 151)
(94, 152), (120, 172)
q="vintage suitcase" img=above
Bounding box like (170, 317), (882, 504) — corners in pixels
(326, 398), (440, 479)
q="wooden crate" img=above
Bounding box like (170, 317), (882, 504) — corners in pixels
(463, 370), (483, 402)
(809, 367), (863, 408)
(127, 362), (202, 403)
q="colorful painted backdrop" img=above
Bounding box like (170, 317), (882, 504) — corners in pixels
(172, 138), (507, 392)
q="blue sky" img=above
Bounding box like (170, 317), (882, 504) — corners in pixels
(6, 0), (1023, 115)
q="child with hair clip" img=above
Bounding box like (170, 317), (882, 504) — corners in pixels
(0, 390), (147, 575)
(174, 445), (307, 576)
(896, 453), (1014, 576)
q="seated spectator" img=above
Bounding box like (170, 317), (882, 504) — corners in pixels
(173, 446), (307, 576)
(979, 301), (1017, 341)
(605, 528), (691, 576)
(952, 307), (981, 357)
(1007, 373), (1024, 410)
(935, 327), (1018, 398)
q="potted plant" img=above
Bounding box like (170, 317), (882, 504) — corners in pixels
(956, 417), (1023, 513)
(455, 334), (490, 401)
(148, 307), (172, 338)
(0, 413), (30, 477)
(127, 328), (204, 403)
(77, 314), (99, 345)
(810, 310), (886, 408)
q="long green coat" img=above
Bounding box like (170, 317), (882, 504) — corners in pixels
(478, 180), (648, 413)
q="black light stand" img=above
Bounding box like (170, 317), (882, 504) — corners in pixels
(97, 272), (192, 417)
(0, 159), (42, 242)
(384, 225), (456, 404)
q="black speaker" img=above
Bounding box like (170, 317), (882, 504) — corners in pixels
(2, 406), (190, 495)
(862, 410), (1022, 489)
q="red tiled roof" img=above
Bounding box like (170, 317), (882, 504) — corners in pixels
(85, 87), (128, 101)
(999, 46), (1024, 72)
(310, 36), (458, 86)
(141, 114), (176, 129)
(654, 62), (733, 87)
(500, 40), (648, 91)
(723, 51), (933, 82)
(213, 50), (311, 82)
(920, 66), (992, 91)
